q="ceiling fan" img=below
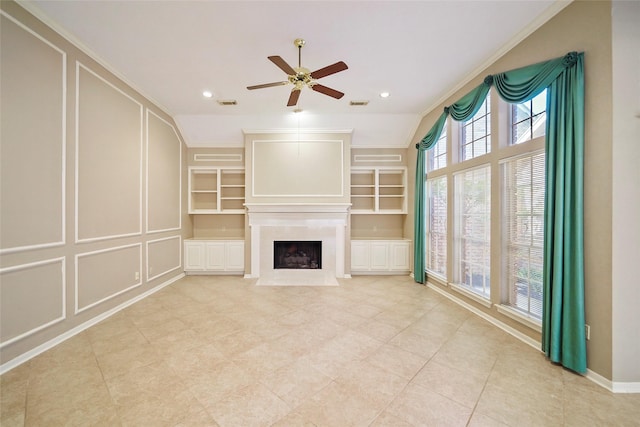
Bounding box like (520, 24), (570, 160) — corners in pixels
(247, 38), (348, 107)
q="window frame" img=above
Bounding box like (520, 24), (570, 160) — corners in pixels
(421, 88), (548, 331)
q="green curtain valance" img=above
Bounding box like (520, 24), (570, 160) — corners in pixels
(413, 51), (586, 374)
(415, 51), (580, 151)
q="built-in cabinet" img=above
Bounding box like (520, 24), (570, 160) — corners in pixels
(184, 239), (244, 274)
(350, 239), (411, 274)
(350, 167), (407, 214)
(188, 167), (245, 214)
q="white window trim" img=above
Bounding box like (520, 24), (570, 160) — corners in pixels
(449, 282), (492, 308)
(497, 304), (542, 332)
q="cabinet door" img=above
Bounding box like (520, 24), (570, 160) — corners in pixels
(226, 241), (245, 271)
(389, 242), (410, 271)
(370, 242), (390, 270)
(205, 242), (226, 270)
(184, 242), (206, 271)
(350, 241), (370, 270)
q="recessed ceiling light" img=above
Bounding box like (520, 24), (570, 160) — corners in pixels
(380, 92), (390, 98)
(202, 90), (213, 98)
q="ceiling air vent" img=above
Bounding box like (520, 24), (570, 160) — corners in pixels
(349, 100), (369, 106)
(217, 99), (237, 106)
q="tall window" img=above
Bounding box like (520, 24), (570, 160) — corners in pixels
(428, 122), (447, 171)
(461, 93), (491, 160)
(454, 166), (491, 298)
(512, 90), (547, 144)
(426, 176), (447, 277)
(502, 152), (545, 319)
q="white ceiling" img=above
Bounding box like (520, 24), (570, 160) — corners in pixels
(23, 0), (568, 148)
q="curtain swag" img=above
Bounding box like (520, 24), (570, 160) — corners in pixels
(413, 51), (586, 374)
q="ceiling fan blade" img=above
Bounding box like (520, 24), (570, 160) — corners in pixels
(287, 89), (301, 107)
(310, 61), (348, 79)
(311, 84), (344, 100)
(268, 56), (296, 75)
(247, 81), (288, 90)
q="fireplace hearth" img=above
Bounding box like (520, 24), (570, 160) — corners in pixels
(274, 241), (322, 269)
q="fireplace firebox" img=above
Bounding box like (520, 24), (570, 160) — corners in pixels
(273, 241), (322, 269)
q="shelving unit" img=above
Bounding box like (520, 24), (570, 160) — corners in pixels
(188, 167), (245, 214)
(350, 167), (407, 214)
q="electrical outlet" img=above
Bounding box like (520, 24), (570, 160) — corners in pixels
(585, 324), (591, 340)
(135, 271), (139, 281)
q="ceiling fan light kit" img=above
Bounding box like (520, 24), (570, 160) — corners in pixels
(247, 38), (348, 107)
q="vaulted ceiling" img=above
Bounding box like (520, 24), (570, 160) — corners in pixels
(24, 0), (569, 147)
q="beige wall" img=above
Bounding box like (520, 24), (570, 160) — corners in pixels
(406, 1), (619, 381)
(0, 2), (189, 368)
(611, 1), (640, 385)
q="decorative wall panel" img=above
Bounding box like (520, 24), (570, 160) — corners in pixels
(76, 63), (142, 242)
(146, 236), (181, 281)
(0, 258), (65, 347)
(0, 13), (65, 253)
(147, 111), (181, 233)
(75, 244), (141, 313)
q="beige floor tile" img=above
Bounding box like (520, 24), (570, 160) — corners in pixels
(211, 328), (265, 357)
(0, 363), (29, 426)
(116, 386), (206, 427)
(370, 411), (416, 426)
(335, 360), (409, 408)
(259, 358), (332, 408)
(429, 333), (499, 380)
(387, 382), (473, 426)
(474, 381), (563, 427)
(208, 382), (290, 427)
(291, 381), (385, 427)
(467, 412), (511, 427)
(354, 318), (403, 342)
(2, 275), (638, 426)
(270, 410), (317, 427)
(173, 409), (220, 427)
(388, 327), (446, 359)
(366, 343), (427, 380)
(96, 342), (161, 379)
(412, 360), (488, 408)
(89, 326), (150, 356)
(185, 360), (254, 408)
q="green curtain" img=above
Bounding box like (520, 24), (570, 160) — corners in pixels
(413, 112), (447, 283)
(541, 54), (586, 373)
(414, 52), (586, 373)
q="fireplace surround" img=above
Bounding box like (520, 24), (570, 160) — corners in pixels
(245, 203), (350, 286)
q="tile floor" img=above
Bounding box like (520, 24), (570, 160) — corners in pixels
(1, 275), (639, 426)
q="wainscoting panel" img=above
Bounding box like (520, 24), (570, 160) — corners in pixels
(0, 258), (66, 347)
(75, 244), (142, 313)
(146, 236), (181, 281)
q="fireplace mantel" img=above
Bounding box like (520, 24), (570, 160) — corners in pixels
(245, 203), (351, 284)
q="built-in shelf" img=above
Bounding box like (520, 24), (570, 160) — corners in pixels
(188, 166), (245, 214)
(350, 167), (407, 214)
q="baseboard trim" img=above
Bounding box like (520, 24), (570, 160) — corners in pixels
(0, 273), (185, 375)
(586, 369), (640, 394)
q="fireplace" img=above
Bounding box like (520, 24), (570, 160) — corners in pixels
(245, 203), (350, 285)
(274, 241), (322, 269)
